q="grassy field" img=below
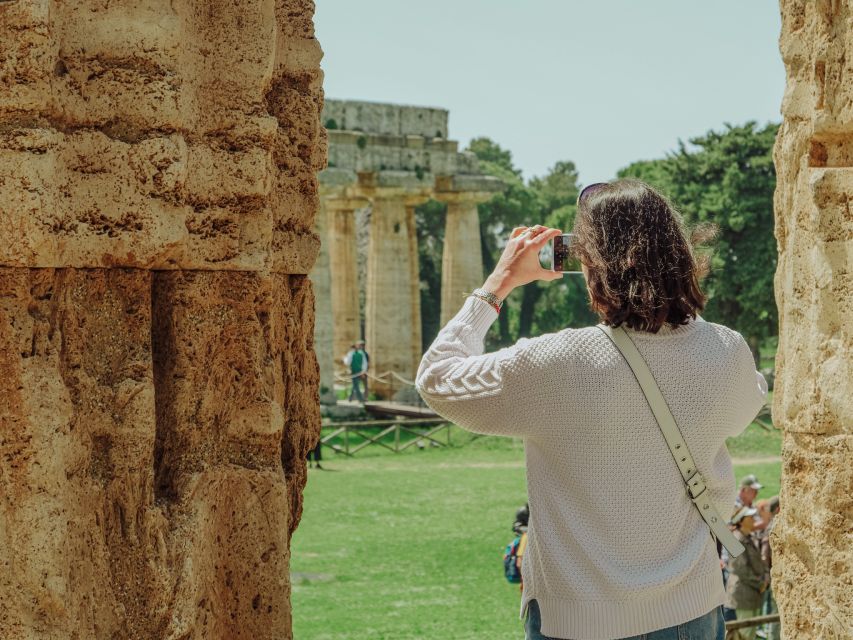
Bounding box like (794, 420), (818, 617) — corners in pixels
(291, 418), (782, 640)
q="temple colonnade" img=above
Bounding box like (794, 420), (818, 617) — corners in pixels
(317, 176), (498, 399)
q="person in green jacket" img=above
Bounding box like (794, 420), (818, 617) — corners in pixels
(724, 506), (770, 640)
(343, 340), (368, 403)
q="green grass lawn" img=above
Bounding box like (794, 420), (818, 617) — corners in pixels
(292, 420), (782, 640)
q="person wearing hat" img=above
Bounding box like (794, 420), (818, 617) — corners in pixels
(735, 474), (762, 508)
(721, 475), (766, 621)
(736, 474), (768, 533)
(343, 340), (369, 403)
(724, 506), (770, 640)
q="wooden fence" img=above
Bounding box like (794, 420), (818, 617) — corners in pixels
(725, 613), (780, 638)
(320, 418), (473, 456)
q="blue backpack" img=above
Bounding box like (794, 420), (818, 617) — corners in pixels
(503, 535), (522, 583)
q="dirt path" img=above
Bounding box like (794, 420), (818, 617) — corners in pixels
(730, 455), (782, 465)
(330, 455), (781, 473)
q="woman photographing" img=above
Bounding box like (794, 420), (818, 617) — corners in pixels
(415, 179), (768, 640)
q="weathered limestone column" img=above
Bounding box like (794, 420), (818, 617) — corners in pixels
(326, 197), (369, 364)
(365, 191), (422, 398)
(438, 193), (491, 326)
(773, 3), (853, 638)
(0, 2), (324, 638)
(405, 199), (426, 375)
(310, 197), (337, 404)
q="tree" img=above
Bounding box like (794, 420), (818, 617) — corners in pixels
(468, 139), (539, 347)
(468, 143), (592, 345)
(467, 137), (521, 179)
(619, 122), (779, 361)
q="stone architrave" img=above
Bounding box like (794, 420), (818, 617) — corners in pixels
(365, 191), (423, 398)
(327, 197), (369, 365)
(774, 2), (853, 638)
(0, 2), (324, 638)
(438, 192), (493, 327)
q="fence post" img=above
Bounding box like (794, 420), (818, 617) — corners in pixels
(345, 426), (350, 456)
(394, 424), (400, 452)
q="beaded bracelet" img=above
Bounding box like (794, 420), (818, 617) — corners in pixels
(469, 287), (503, 313)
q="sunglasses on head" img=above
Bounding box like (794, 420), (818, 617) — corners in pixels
(577, 182), (608, 204)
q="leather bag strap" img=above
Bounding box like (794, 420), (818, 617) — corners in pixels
(597, 325), (745, 559)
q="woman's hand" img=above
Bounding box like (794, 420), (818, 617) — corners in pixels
(482, 225), (564, 299)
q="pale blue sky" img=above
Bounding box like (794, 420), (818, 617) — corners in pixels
(315, 1), (784, 184)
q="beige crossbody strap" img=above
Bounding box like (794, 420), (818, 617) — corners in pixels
(597, 325), (745, 559)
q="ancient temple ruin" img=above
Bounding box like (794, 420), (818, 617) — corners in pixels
(773, 1), (853, 637)
(313, 99), (502, 399)
(0, 2), (323, 638)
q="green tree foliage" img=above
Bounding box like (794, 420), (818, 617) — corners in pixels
(418, 124), (777, 360)
(467, 137), (520, 178)
(619, 122), (779, 359)
(461, 139), (594, 348)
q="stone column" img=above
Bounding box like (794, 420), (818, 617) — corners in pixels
(439, 193), (490, 326)
(0, 2), (324, 638)
(326, 197), (369, 366)
(773, 3), (853, 639)
(365, 192), (422, 399)
(405, 199), (425, 376)
(310, 197), (337, 404)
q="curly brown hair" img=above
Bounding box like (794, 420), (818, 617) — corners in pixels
(571, 179), (717, 333)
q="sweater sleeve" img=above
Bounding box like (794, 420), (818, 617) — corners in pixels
(415, 296), (539, 438)
(728, 335), (770, 437)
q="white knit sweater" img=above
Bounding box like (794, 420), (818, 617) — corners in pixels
(415, 296), (768, 640)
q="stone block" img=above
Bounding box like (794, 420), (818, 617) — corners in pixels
(0, 2), (324, 275)
(322, 99), (449, 138)
(771, 433), (853, 639)
(162, 469), (292, 639)
(0, 267), (168, 639)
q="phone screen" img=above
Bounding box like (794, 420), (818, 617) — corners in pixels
(546, 233), (582, 273)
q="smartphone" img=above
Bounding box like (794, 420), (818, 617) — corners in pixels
(549, 233), (582, 274)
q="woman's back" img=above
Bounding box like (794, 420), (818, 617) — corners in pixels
(416, 300), (768, 639)
(416, 178), (768, 639)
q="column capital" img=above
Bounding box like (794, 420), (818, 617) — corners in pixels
(404, 194), (432, 209)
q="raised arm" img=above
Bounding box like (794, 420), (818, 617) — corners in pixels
(415, 296), (538, 437)
(416, 224), (563, 437)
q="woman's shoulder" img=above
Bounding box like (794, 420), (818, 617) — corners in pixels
(510, 325), (610, 365)
(697, 318), (750, 349)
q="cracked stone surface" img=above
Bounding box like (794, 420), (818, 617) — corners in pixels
(774, 2), (853, 638)
(0, 1), (324, 638)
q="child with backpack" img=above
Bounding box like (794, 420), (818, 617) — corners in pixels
(504, 503), (529, 589)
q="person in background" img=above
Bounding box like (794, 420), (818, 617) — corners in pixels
(307, 439), (323, 470)
(513, 503), (530, 536)
(760, 496), (781, 640)
(723, 472), (767, 617)
(724, 506), (770, 640)
(735, 474), (763, 510)
(343, 340), (368, 403)
(754, 498), (770, 527)
(514, 504), (530, 593)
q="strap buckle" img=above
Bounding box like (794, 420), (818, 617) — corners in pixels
(686, 470), (707, 500)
